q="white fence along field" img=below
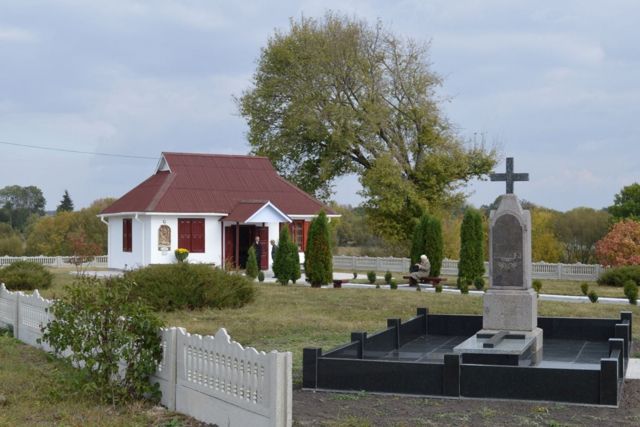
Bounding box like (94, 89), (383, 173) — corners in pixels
(333, 256), (606, 282)
(0, 283), (292, 427)
(0, 255), (108, 268)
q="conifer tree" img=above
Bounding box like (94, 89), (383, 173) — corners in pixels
(409, 214), (430, 272)
(304, 210), (333, 287)
(275, 226), (301, 285)
(246, 246), (259, 279)
(459, 208), (485, 284)
(425, 217), (444, 277)
(56, 190), (74, 213)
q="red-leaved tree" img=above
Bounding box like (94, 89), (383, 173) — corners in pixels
(66, 233), (103, 275)
(595, 219), (640, 267)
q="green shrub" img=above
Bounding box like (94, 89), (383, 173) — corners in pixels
(435, 284), (443, 293)
(416, 284), (422, 292)
(304, 210), (333, 287)
(459, 282), (469, 294)
(258, 271), (265, 282)
(532, 279), (542, 297)
(353, 271), (358, 280)
(580, 282), (589, 296)
(246, 246), (259, 279)
(174, 248), (189, 262)
(624, 280), (638, 305)
(597, 266), (640, 287)
(375, 283), (380, 289)
(125, 263), (256, 311)
(384, 270), (392, 284)
(0, 236), (24, 256)
(588, 291), (598, 303)
(41, 276), (164, 406)
(424, 217), (444, 277)
(473, 277), (485, 291)
(367, 271), (377, 284)
(0, 260), (53, 291)
(409, 214), (429, 272)
(390, 279), (397, 290)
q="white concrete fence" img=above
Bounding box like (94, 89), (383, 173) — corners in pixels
(0, 283), (292, 427)
(0, 255), (108, 268)
(333, 256), (606, 282)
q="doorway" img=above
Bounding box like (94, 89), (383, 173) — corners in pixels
(224, 225), (268, 269)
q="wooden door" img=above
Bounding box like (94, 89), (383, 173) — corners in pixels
(258, 227), (269, 270)
(224, 226), (234, 268)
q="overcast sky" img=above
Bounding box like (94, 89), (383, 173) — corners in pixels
(1, 1), (639, 212)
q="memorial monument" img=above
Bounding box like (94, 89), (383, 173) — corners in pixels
(454, 157), (543, 364)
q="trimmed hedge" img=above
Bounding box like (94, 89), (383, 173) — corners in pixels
(124, 263), (256, 311)
(597, 266), (640, 287)
(0, 260), (53, 291)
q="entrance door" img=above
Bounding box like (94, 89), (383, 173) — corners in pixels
(223, 225), (255, 269)
(257, 227), (269, 270)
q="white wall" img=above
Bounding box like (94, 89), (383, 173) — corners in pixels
(148, 215), (224, 266)
(108, 215), (144, 270)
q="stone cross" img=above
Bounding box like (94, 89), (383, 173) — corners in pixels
(490, 157), (529, 194)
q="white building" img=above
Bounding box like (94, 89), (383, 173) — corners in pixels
(100, 152), (337, 270)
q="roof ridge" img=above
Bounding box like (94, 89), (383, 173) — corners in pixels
(162, 152), (270, 160)
(272, 174), (337, 215)
(145, 172), (176, 212)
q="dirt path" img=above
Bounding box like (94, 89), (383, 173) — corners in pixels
(292, 380), (640, 426)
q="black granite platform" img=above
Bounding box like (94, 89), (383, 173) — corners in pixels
(303, 308), (632, 406)
(380, 335), (609, 369)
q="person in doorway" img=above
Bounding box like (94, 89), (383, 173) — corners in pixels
(409, 254), (431, 287)
(253, 236), (262, 270)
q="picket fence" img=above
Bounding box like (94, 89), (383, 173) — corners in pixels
(333, 256), (606, 282)
(0, 283), (292, 427)
(0, 255), (108, 268)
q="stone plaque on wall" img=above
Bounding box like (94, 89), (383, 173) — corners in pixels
(158, 225), (171, 251)
(492, 214), (524, 287)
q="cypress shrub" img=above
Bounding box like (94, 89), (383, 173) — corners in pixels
(424, 217), (444, 277)
(367, 271), (377, 284)
(624, 280), (638, 305)
(532, 279), (542, 297)
(459, 209), (485, 284)
(246, 246), (259, 279)
(580, 283), (589, 296)
(473, 277), (485, 291)
(0, 260), (53, 291)
(588, 291), (598, 303)
(409, 214), (430, 272)
(258, 271), (265, 282)
(304, 211), (333, 288)
(435, 284), (443, 293)
(390, 279), (398, 290)
(275, 226), (300, 285)
(384, 270), (392, 284)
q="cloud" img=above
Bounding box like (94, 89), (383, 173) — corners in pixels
(0, 26), (37, 43)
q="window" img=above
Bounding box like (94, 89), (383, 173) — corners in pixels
(178, 218), (205, 253)
(123, 218), (132, 252)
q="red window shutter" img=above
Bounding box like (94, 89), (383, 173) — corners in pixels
(123, 219), (132, 252)
(224, 226), (234, 266)
(191, 219), (205, 253)
(178, 219), (192, 252)
(302, 221), (310, 252)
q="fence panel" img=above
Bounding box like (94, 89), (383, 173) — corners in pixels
(335, 257), (604, 281)
(0, 255), (108, 268)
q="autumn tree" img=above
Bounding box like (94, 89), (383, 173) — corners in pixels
(304, 210), (333, 287)
(0, 185), (46, 230)
(553, 207), (610, 264)
(595, 219), (640, 267)
(608, 183), (640, 222)
(236, 12), (499, 243)
(530, 208), (563, 263)
(57, 190), (74, 213)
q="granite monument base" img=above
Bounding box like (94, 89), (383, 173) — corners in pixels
(453, 327), (543, 366)
(483, 288), (538, 331)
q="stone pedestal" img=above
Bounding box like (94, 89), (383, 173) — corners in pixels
(483, 288), (537, 331)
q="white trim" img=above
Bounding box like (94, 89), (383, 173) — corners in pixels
(245, 201), (291, 223)
(288, 214), (341, 220)
(155, 153), (171, 173)
(100, 212), (228, 218)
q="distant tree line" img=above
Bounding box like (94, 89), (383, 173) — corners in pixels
(0, 184), (114, 257)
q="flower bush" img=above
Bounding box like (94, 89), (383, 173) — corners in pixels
(174, 248), (189, 262)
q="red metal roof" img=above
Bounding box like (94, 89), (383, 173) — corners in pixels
(101, 153), (336, 216)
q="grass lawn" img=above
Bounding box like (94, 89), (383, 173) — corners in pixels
(0, 334), (203, 427)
